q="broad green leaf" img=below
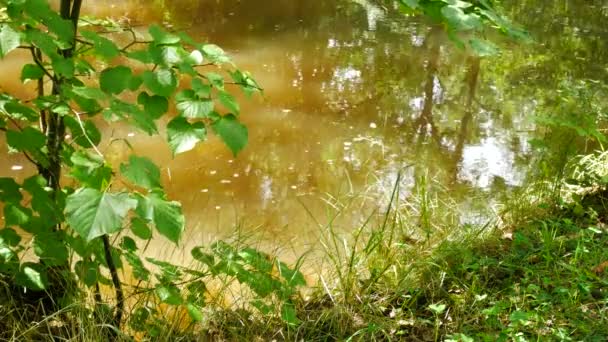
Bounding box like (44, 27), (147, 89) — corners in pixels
(206, 72), (224, 89)
(156, 284), (182, 305)
(0, 228), (21, 247)
(6, 127), (46, 152)
(469, 38), (500, 56)
(110, 99), (158, 134)
(201, 44), (230, 63)
(64, 116), (102, 148)
(150, 45), (185, 66)
(445, 0), (473, 8)
(127, 49), (153, 64)
(45, 16), (75, 44)
(186, 303), (203, 321)
(212, 114), (248, 156)
(281, 303), (300, 325)
(69, 151), (112, 190)
(22, 176), (60, 222)
(16, 262), (48, 291)
(441, 5), (482, 31)
(0, 24), (20, 58)
(25, 28), (60, 59)
(176, 90), (213, 118)
(24, 0), (74, 43)
(4, 203), (31, 226)
(33, 232), (69, 266)
(191, 78), (211, 98)
(278, 261), (307, 287)
(70, 86), (107, 101)
(65, 188), (137, 242)
(428, 303), (447, 314)
(21, 64), (45, 81)
(135, 191), (185, 244)
(75, 260), (99, 287)
(3, 101), (39, 121)
(124, 251), (150, 281)
(130, 217), (152, 240)
(509, 310), (529, 323)
(166, 117), (206, 155)
(120, 155), (162, 190)
(137, 92), (168, 119)
(100, 66), (133, 94)
(142, 69), (178, 97)
(218, 91), (240, 114)
(80, 30), (120, 60)
(399, 0), (419, 9)
(185, 49), (203, 65)
(52, 56), (74, 78)
(120, 236), (138, 252)
(149, 25), (180, 45)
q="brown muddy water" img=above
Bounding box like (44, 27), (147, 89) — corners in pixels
(2, 0), (607, 267)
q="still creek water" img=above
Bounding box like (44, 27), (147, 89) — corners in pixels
(1, 0), (607, 265)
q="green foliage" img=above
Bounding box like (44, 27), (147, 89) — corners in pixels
(0, 0), (268, 334)
(395, 0), (530, 55)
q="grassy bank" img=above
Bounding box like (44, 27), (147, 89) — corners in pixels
(2, 172), (608, 341)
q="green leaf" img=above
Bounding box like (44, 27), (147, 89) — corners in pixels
(6, 127), (46, 152)
(142, 68), (177, 97)
(21, 64), (45, 81)
(64, 116), (102, 148)
(201, 44), (229, 63)
(509, 310), (529, 323)
(69, 151), (112, 190)
(124, 252), (150, 281)
(149, 25), (180, 45)
(281, 303), (300, 325)
(0, 228), (21, 247)
(185, 49), (203, 65)
(206, 72), (224, 89)
(135, 191), (185, 244)
(137, 92), (168, 119)
(399, 0), (419, 9)
(65, 188), (138, 242)
(16, 262), (48, 291)
(186, 303), (203, 321)
(156, 284), (182, 305)
(100, 66), (133, 94)
(0, 24), (20, 58)
(33, 232), (69, 266)
(150, 45), (185, 66)
(212, 114), (248, 156)
(218, 90), (240, 115)
(120, 236), (138, 252)
(278, 261), (307, 287)
(22, 176), (59, 221)
(130, 217), (152, 240)
(52, 57), (74, 78)
(0, 178), (23, 203)
(191, 78), (211, 98)
(75, 260), (99, 287)
(428, 303), (447, 314)
(70, 86), (107, 101)
(80, 30), (120, 60)
(3, 101), (39, 121)
(4, 203), (31, 226)
(176, 90), (213, 118)
(120, 155), (162, 190)
(109, 99), (158, 135)
(469, 38), (500, 57)
(166, 117), (206, 155)
(441, 5), (482, 31)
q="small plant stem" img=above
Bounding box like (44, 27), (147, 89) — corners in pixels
(102, 234), (124, 331)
